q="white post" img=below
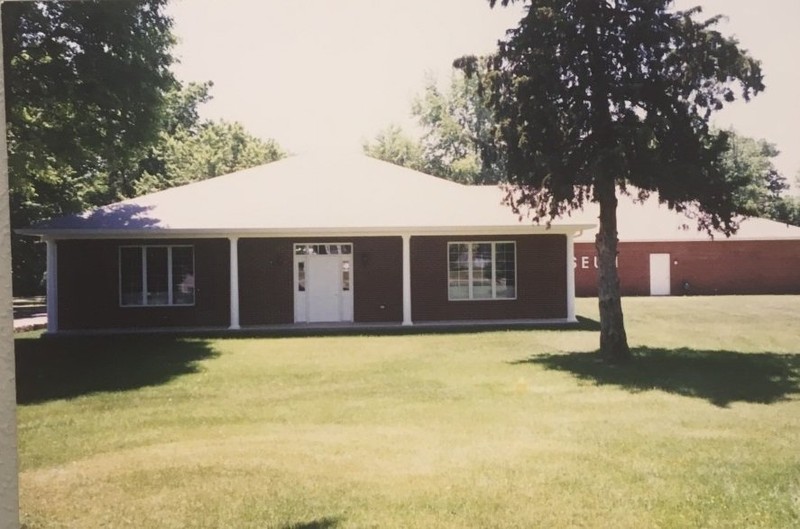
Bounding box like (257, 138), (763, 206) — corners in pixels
(229, 236), (240, 330)
(402, 234), (412, 326)
(0, 15), (20, 525)
(566, 233), (577, 323)
(45, 238), (58, 333)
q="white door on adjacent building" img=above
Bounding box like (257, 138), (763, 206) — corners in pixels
(649, 253), (671, 296)
(293, 243), (354, 323)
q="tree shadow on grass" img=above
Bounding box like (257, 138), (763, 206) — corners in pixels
(15, 335), (218, 405)
(512, 347), (800, 407)
(280, 517), (340, 529)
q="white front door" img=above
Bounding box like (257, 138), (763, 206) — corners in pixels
(307, 255), (342, 322)
(649, 253), (671, 296)
(294, 243), (354, 323)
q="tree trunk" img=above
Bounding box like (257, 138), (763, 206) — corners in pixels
(595, 176), (632, 363)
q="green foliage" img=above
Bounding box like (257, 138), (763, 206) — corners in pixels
(412, 70), (505, 184)
(720, 130), (786, 217)
(712, 129), (800, 227)
(464, 0), (765, 231)
(462, 0), (765, 361)
(770, 196), (800, 227)
(162, 80), (213, 135)
(167, 121), (284, 185)
(3, 0), (177, 209)
(364, 69), (506, 184)
(3, 0), (178, 294)
(362, 124), (426, 172)
(133, 80), (284, 195)
(4, 3), (285, 294)
(135, 107), (285, 196)
(773, 171), (800, 227)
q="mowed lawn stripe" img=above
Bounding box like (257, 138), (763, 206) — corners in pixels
(16, 296), (800, 528)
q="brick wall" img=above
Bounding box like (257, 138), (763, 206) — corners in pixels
(574, 240), (800, 296)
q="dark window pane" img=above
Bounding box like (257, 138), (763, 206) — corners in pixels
(172, 247), (195, 305)
(495, 243), (516, 299)
(146, 247), (169, 305)
(342, 260), (350, 291)
(448, 243), (469, 299)
(472, 243), (492, 299)
(298, 261), (306, 292)
(120, 247), (143, 305)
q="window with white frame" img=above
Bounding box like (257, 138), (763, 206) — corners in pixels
(119, 245), (195, 306)
(294, 243), (352, 256)
(448, 242), (516, 300)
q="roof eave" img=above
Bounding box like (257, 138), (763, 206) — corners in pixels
(19, 223), (596, 240)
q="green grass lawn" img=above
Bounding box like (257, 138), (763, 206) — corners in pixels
(15, 296), (800, 528)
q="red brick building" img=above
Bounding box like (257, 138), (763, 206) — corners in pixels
(571, 197), (800, 296)
(21, 154), (590, 334)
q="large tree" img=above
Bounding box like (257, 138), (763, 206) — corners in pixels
(460, 0), (764, 362)
(363, 124), (426, 173)
(721, 130), (787, 219)
(412, 70), (506, 184)
(3, 2), (284, 294)
(365, 69), (506, 185)
(3, 0), (177, 294)
(133, 82), (285, 196)
(716, 130), (800, 227)
(3, 0), (177, 210)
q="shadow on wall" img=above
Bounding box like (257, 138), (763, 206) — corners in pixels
(511, 347), (800, 408)
(15, 335), (217, 405)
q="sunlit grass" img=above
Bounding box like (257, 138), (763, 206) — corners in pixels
(16, 296), (800, 528)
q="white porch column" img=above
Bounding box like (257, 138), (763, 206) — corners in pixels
(46, 238), (58, 333)
(402, 234), (412, 326)
(566, 233), (577, 323)
(229, 236), (240, 330)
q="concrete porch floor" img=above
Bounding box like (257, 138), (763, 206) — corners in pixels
(43, 317), (592, 338)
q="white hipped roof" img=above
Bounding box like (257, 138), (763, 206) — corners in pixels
(22, 152), (800, 242)
(566, 194), (800, 243)
(24, 153), (591, 237)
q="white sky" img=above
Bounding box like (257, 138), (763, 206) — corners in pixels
(168, 0), (800, 184)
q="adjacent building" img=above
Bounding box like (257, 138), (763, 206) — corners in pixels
(570, 197), (800, 296)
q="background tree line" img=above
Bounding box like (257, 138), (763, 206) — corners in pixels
(3, 0), (284, 295)
(365, 69), (800, 228)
